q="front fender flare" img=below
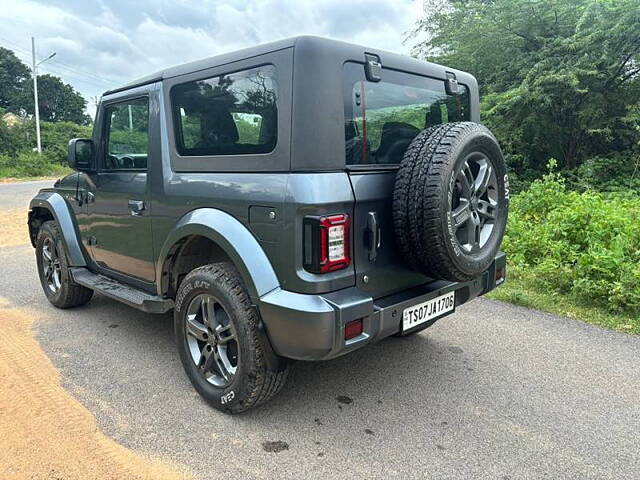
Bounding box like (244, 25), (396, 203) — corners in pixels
(156, 208), (279, 301)
(29, 191), (87, 267)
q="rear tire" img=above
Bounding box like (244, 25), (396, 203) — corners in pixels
(35, 221), (93, 309)
(174, 263), (288, 413)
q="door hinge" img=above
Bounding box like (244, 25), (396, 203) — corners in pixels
(87, 236), (97, 246)
(445, 71), (459, 95)
(364, 53), (382, 82)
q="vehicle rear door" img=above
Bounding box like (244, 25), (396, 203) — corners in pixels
(343, 62), (471, 299)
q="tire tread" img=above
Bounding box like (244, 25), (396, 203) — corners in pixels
(179, 263), (288, 413)
(37, 221), (93, 309)
(393, 122), (507, 281)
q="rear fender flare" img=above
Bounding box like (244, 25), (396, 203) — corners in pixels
(29, 192), (87, 267)
(156, 208), (280, 302)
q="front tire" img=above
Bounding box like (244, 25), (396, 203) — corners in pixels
(174, 263), (288, 413)
(36, 220), (93, 309)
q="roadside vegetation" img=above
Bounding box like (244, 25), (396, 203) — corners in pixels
(0, 44), (90, 179)
(412, 0), (640, 330)
(491, 164), (640, 333)
(0, 118), (88, 178)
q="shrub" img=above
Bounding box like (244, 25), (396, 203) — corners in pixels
(0, 117), (92, 165)
(504, 168), (640, 316)
(565, 152), (640, 194)
(40, 121), (92, 164)
(0, 151), (70, 178)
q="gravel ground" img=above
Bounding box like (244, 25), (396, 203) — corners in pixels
(2, 180), (640, 480)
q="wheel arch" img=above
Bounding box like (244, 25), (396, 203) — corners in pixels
(28, 192), (87, 267)
(157, 208), (280, 302)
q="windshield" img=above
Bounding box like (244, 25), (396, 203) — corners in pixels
(343, 62), (470, 165)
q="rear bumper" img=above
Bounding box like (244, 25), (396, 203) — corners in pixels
(258, 252), (506, 361)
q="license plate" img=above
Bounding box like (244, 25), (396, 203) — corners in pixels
(402, 291), (456, 332)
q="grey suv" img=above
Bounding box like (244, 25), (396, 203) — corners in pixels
(28, 36), (508, 413)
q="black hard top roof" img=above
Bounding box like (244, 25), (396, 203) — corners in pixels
(103, 35), (472, 96)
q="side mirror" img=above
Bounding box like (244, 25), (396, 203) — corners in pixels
(68, 138), (95, 171)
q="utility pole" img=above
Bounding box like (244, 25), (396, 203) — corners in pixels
(31, 37), (56, 154)
(31, 37), (41, 153)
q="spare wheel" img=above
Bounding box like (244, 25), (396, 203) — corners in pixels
(392, 122), (509, 282)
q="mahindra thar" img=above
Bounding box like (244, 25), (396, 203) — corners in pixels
(28, 36), (508, 413)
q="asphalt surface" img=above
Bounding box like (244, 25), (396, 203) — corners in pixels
(0, 179), (56, 209)
(2, 180), (640, 479)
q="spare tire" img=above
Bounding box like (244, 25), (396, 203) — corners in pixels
(393, 122), (509, 282)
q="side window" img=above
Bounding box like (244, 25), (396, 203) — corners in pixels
(104, 98), (149, 170)
(171, 65), (277, 156)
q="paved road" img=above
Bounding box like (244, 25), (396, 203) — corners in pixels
(2, 180), (640, 479)
(0, 179), (55, 209)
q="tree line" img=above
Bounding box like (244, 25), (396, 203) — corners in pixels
(0, 46), (90, 125)
(411, 0), (640, 191)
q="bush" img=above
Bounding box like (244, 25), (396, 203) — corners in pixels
(0, 117), (90, 177)
(40, 121), (92, 164)
(564, 152), (640, 194)
(0, 151), (70, 178)
(504, 168), (640, 316)
(0, 117), (92, 164)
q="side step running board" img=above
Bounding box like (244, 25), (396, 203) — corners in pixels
(70, 267), (174, 314)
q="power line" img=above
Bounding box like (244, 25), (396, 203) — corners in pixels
(38, 55), (117, 86)
(3, 44), (115, 90)
(0, 37), (119, 87)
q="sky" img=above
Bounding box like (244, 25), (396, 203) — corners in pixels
(0, 0), (423, 118)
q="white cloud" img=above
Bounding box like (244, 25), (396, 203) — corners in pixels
(0, 0), (420, 117)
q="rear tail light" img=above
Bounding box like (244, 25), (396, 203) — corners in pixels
(303, 214), (351, 273)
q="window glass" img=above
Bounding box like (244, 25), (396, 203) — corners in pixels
(344, 63), (470, 165)
(171, 65), (277, 156)
(104, 98), (149, 170)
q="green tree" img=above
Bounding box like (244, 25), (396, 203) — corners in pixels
(20, 74), (91, 125)
(0, 47), (31, 113)
(0, 117), (16, 155)
(411, 0), (640, 171)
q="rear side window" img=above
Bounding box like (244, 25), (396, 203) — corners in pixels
(343, 62), (470, 165)
(171, 65), (277, 156)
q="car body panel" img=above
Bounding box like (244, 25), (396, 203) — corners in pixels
(29, 191), (87, 267)
(156, 208), (280, 302)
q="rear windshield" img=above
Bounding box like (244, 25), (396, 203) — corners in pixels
(343, 62), (470, 166)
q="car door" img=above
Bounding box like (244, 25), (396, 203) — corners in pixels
(84, 95), (155, 282)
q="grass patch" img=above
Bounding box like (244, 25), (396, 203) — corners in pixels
(0, 152), (71, 179)
(0, 167), (71, 180)
(494, 164), (640, 333)
(487, 270), (640, 334)
(0, 175), (66, 183)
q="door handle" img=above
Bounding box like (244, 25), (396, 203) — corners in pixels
(128, 200), (145, 216)
(73, 190), (93, 206)
(365, 211), (381, 262)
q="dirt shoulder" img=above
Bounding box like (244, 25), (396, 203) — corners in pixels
(0, 176), (61, 184)
(0, 299), (191, 480)
(0, 209), (29, 248)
